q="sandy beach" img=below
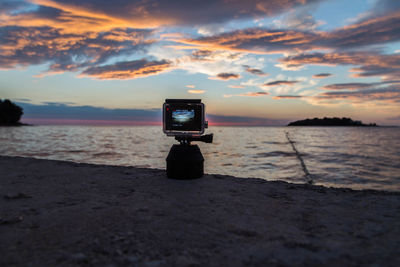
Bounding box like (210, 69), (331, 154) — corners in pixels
(0, 155), (399, 266)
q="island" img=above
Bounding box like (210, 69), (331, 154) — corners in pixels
(0, 99), (27, 126)
(288, 117), (377, 127)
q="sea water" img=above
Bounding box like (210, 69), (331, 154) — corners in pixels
(1, 125), (399, 191)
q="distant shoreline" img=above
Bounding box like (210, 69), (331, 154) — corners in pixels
(288, 117), (378, 127)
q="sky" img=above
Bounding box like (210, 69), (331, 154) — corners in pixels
(1, 0), (400, 125)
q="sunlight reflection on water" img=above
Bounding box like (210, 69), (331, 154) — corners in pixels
(1, 125), (399, 191)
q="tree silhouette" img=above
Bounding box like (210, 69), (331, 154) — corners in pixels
(0, 99), (24, 125)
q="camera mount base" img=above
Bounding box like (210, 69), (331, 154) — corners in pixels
(166, 144), (204, 179)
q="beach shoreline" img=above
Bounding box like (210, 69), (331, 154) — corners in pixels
(1, 155), (399, 266)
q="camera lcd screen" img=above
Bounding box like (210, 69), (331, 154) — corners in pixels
(164, 101), (204, 134)
(172, 109), (195, 127)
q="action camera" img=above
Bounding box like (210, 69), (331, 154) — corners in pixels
(163, 99), (213, 179)
(163, 99), (207, 136)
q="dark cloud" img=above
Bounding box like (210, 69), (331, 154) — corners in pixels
(316, 85), (400, 103)
(212, 73), (241, 80)
(280, 52), (400, 80)
(179, 10), (400, 54)
(241, 92), (269, 97)
(370, 0), (400, 17)
(313, 73), (332, 78)
(81, 59), (172, 79)
(324, 11), (400, 49)
(0, 24), (171, 80)
(243, 65), (267, 76)
(264, 80), (299, 86)
(273, 95), (303, 99)
(322, 83), (376, 90)
(0, 26), (153, 71)
(322, 81), (400, 90)
(191, 50), (214, 61)
(33, 0), (321, 27)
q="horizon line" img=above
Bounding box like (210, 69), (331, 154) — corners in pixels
(21, 118), (287, 126)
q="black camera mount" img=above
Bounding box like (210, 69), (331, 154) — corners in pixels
(175, 133), (213, 145)
(166, 134), (213, 179)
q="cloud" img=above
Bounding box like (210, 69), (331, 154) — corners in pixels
(13, 98), (32, 102)
(187, 90), (205, 94)
(210, 72), (241, 80)
(275, 7), (324, 31)
(185, 85), (195, 88)
(322, 83), (377, 90)
(313, 73), (332, 78)
(0, 0), (322, 37)
(371, 0), (400, 17)
(224, 91), (268, 97)
(314, 85), (400, 104)
(273, 95), (303, 99)
(263, 80), (299, 86)
(280, 52), (400, 80)
(177, 28), (319, 54)
(0, 26), (154, 72)
(228, 85), (245, 89)
(241, 91), (269, 97)
(23, 0), (321, 28)
(322, 11), (400, 49)
(243, 65), (267, 76)
(80, 59), (172, 79)
(174, 10), (400, 56)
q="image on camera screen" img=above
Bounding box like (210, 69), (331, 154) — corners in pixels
(172, 109), (195, 127)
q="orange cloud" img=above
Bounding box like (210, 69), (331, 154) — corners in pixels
(228, 85), (245, 89)
(170, 10), (400, 59)
(175, 28), (318, 54)
(224, 91), (269, 97)
(1, 0), (320, 34)
(187, 90), (205, 94)
(0, 24), (158, 78)
(81, 59), (172, 80)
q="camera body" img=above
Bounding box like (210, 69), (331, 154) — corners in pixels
(163, 99), (207, 136)
(163, 99), (213, 179)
